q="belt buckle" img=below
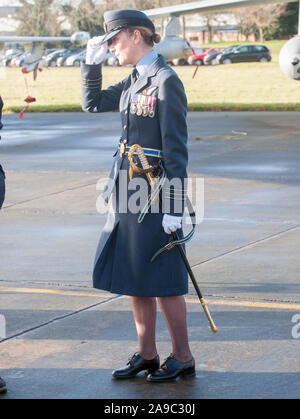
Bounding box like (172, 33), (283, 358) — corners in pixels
(120, 140), (127, 157)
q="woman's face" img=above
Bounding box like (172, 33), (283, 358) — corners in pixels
(109, 30), (136, 66)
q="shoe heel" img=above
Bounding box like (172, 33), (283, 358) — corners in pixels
(181, 367), (196, 378)
(146, 365), (159, 374)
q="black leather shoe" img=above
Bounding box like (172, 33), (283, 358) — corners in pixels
(0, 376), (7, 393)
(147, 354), (195, 382)
(112, 353), (160, 379)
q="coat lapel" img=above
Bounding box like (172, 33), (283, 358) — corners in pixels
(130, 55), (166, 95)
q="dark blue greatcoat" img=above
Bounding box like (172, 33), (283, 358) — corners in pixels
(81, 55), (189, 297)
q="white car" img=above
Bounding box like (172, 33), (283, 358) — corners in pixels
(105, 52), (119, 66)
(64, 50), (86, 67)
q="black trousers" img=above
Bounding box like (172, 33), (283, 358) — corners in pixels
(0, 166), (5, 209)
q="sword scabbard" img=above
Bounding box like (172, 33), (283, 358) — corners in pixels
(200, 297), (218, 334)
(171, 231), (218, 335)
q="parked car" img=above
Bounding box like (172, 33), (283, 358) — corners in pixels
(2, 51), (23, 67)
(171, 57), (189, 66)
(204, 45), (239, 65)
(64, 49), (86, 66)
(10, 53), (26, 67)
(187, 47), (214, 66)
(105, 51), (119, 66)
(44, 48), (57, 56)
(168, 47), (210, 66)
(44, 49), (67, 67)
(56, 50), (77, 67)
(218, 44), (272, 64)
(4, 44), (24, 55)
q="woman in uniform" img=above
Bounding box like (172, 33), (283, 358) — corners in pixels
(81, 9), (195, 382)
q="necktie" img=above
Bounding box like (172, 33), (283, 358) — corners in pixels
(131, 67), (138, 85)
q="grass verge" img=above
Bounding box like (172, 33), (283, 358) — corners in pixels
(5, 103), (300, 113)
(1, 40), (300, 113)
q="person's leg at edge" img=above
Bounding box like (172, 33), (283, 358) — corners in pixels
(130, 296), (158, 360)
(157, 295), (193, 362)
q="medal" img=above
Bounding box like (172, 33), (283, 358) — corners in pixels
(135, 95), (142, 116)
(136, 95), (143, 116)
(131, 94), (156, 117)
(149, 96), (156, 118)
(130, 103), (137, 114)
(142, 96), (149, 117)
(130, 94), (138, 114)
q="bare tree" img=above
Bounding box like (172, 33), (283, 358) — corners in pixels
(235, 3), (287, 42)
(110, 0), (166, 11)
(61, 0), (104, 36)
(17, 0), (61, 36)
(107, 0), (180, 35)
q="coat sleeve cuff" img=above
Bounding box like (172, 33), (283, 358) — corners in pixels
(80, 62), (102, 90)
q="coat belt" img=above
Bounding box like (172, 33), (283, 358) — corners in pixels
(119, 142), (164, 159)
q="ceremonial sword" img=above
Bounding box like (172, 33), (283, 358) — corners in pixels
(133, 146), (218, 334)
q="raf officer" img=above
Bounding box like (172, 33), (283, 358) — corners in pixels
(81, 10), (195, 382)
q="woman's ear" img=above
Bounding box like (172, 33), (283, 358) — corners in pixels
(133, 29), (142, 44)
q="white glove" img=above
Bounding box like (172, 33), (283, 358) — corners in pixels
(86, 36), (108, 65)
(162, 214), (182, 235)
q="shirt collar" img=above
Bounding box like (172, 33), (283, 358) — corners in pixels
(135, 50), (158, 78)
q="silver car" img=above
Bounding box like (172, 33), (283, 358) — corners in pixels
(64, 50), (86, 67)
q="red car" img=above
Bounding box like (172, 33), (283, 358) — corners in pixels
(187, 47), (219, 65)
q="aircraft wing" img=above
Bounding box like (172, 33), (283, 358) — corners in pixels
(143, 0), (295, 19)
(0, 36), (70, 43)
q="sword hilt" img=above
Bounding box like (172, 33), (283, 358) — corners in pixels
(136, 146), (156, 190)
(136, 148), (150, 169)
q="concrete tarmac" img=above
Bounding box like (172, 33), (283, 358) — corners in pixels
(0, 112), (300, 399)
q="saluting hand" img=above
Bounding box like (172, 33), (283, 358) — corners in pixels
(86, 36), (108, 65)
